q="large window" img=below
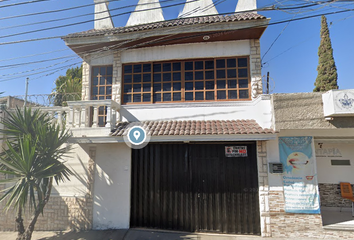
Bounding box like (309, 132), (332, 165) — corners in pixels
(122, 57), (251, 104)
(91, 66), (113, 126)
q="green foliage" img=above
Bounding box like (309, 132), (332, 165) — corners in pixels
(52, 65), (82, 106)
(0, 107), (72, 212)
(314, 15), (338, 92)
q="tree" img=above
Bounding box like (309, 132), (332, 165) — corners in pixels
(52, 65), (82, 106)
(0, 107), (72, 240)
(313, 15), (338, 92)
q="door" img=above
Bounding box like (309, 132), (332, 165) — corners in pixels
(130, 142), (260, 235)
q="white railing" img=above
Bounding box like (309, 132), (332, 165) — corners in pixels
(35, 100), (121, 131)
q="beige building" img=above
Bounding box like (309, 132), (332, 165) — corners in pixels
(1, 0), (354, 238)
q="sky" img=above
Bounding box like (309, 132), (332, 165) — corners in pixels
(0, 0), (353, 100)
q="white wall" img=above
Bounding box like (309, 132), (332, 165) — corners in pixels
(266, 138), (283, 190)
(121, 95), (272, 129)
(53, 144), (90, 197)
(121, 40), (251, 63)
(315, 142), (354, 184)
(93, 143), (131, 230)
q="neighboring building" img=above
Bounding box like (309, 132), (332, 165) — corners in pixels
(0, 0), (353, 238)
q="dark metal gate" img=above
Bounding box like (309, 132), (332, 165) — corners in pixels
(130, 142), (260, 235)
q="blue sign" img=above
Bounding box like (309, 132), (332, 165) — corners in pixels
(127, 126), (147, 145)
(279, 137), (320, 214)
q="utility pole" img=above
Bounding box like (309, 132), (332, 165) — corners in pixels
(266, 72), (270, 94)
(24, 77), (29, 107)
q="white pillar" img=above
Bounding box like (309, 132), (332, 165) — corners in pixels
(126, 0), (165, 26)
(94, 0), (114, 29)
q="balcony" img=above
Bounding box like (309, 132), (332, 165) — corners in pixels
(34, 100), (120, 137)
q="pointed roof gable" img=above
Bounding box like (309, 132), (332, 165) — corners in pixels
(126, 0), (165, 27)
(235, 0), (257, 13)
(94, 0), (114, 29)
(179, 0), (218, 18)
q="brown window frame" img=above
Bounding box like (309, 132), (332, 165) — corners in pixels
(91, 65), (113, 126)
(121, 56), (251, 105)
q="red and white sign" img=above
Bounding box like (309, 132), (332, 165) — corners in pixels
(225, 146), (248, 157)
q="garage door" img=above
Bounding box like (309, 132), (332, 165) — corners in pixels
(130, 142), (260, 235)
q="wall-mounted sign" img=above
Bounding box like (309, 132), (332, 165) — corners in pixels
(322, 89), (354, 117)
(279, 137), (320, 214)
(225, 146), (247, 157)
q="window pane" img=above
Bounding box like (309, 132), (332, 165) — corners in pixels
(195, 71), (203, 80)
(93, 67), (100, 76)
(195, 61), (203, 70)
(143, 74), (151, 82)
(217, 80), (226, 89)
(100, 77), (105, 85)
(92, 96), (98, 100)
(153, 64), (161, 72)
(107, 76), (112, 85)
(217, 91), (226, 100)
(107, 66), (113, 75)
(99, 106), (105, 115)
(124, 85), (132, 93)
(216, 59), (225, 68)
(133, 74), (141, 82)
(163, 93), (171, 101)
(185, 82), (193, 91)
(92, 87), (98, 95)
(106, 86), (112, 95)
(98, 117), (104, 127)
(195, 92), (204, 100)
(143, 64), (151, 72)
(124, 75), (132, 83)
(239, 79), (249, 88)
(93, 77), (98, 85)
(227, 59), (236, 68)
(163, 63), (171, 72)
(124, 95), (132, 103)
(206, 81), (214, 90)
(163, 83), (171, 91)
(228, 80), (237, 88)
(133, 65), (141, 73)
(133, 94), (141, 102)
(238, 69), (248, 78)
(238, 58), (248, 67)
(153, 83), (161, 92)
(173, 92), (181, 101)
(100, 67), (106, 75)
(153, 93), (161, 102)
(173, 72), (181, 81)
(185, 72), (193, 81)
(173, 62), (181, 71)
(143, 84), (151, 92)
(185, 62), (193, 70)
(227, 69), (237, 78)
(173, 82), (181, 91)
(239, 90), (249, 99)
(133, 84), (141, 92)
(163, 73), (171, 81)
(205, 71), (214, 79)
(228, 90), (237, 99)
(106, 96), (111, 100)
(195, 81), (204, 90)
(216, 70), (225, 79)
(185, 92), (193, 101)
(143, 94), (151, 102)
(99, 87), (105, 95)
(99, 96), (104, 100)
(205, 60), (214, 69)
(153, 73), (161, 82)
(206, 91), (214, 100)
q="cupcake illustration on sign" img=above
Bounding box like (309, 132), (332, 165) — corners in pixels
(286, 152), (309, 171)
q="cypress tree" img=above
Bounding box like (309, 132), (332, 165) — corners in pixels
(313, 15), (338, 92)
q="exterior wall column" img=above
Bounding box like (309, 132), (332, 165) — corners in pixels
(257, 141), (271, 237)
(250, 39), (262, 99)
(82, 56), (91, 101)
(112, 50), (122, 104)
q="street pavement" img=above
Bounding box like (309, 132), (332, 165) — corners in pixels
(0, 229), (323, 240)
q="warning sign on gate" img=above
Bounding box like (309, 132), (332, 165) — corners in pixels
(225, 146), (248, 157)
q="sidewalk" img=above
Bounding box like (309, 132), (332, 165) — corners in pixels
(0, 229), (328, 240)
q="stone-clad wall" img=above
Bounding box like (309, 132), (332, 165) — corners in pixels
(319, 183), (353, 207)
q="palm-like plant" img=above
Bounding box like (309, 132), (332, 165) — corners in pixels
(0, 107), (72, 240)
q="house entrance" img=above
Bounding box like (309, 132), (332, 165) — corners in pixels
(130, 142), (260, 235)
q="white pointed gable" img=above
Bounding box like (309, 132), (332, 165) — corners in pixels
(126, 0), (165, 27)
(179, 0), (218, 18)
(235, 0), (257, 13)
(94, 0), (114, 29)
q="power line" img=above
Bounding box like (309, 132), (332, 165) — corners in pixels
(0, 0), (51, 9)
